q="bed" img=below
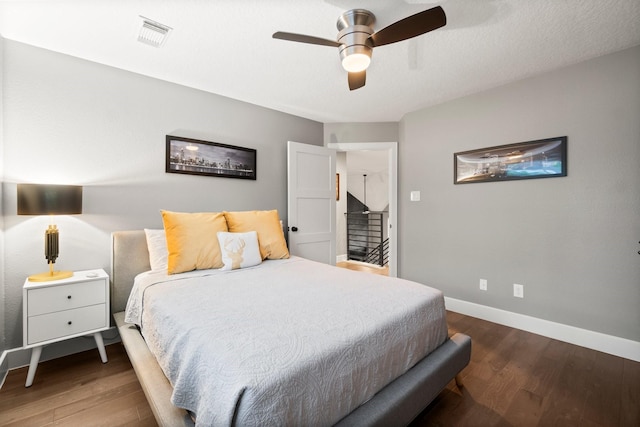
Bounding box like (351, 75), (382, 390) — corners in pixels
(111, 227), (471, 427)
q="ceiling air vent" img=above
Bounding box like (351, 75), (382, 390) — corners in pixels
(138, 16), (171, 47)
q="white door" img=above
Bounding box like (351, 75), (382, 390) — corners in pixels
(287, 141), (336, 265)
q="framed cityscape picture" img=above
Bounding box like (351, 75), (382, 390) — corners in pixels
(454, 136), (567, 184)
(166, 135), (256, 180)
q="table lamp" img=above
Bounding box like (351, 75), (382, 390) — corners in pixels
(17, 183), (83, 282)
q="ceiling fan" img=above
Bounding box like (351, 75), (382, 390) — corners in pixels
(273, 6), (446, 91)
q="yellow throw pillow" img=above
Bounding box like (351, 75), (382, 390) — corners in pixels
(161, 210), (228, 274)
(224, 210), (290, 260)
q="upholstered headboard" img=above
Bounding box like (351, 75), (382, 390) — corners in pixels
(110, 230), (151, 313)
(109, 216), (287, 314)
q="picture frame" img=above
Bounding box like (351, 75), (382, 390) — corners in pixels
(454, 136), (567, 184)
(166, 135), (256, 180)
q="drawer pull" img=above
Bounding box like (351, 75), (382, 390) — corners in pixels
(67, 295), (72, 299)
(67, 321), (72, 325)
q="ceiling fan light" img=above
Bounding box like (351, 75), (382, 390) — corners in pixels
(342, 53), (371, 72)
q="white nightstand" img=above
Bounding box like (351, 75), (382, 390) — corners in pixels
(22, 269), (110, 387)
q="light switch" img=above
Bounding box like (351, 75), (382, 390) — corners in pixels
(410, 191), (421, 202)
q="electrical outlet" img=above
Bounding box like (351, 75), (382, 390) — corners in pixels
(513, 283), (524, 298)
(479, 279), (488, 291)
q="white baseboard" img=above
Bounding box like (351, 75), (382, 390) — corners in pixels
(336, 254), (347, 262)
(0, 350), (8, 389)
(445, 297), (640, 362)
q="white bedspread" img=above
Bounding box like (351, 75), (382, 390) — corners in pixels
(124, 256), (448, 427)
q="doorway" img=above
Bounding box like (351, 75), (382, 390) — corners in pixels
(328, 142), (398, 277)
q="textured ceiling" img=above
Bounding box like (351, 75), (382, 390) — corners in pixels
(0, 0), (639, 123)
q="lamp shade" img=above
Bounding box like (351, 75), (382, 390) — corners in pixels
(17, 184), (83, 215)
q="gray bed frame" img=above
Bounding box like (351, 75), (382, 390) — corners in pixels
(110, 230), (471, 427)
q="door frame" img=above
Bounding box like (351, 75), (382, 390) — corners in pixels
(327, 142), (398, 277)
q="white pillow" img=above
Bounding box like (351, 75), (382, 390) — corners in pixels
(217, 231), (262, 271)
(144, 229), (168, 272)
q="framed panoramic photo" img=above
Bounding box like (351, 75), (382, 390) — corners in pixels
(166, 135), (256, 180)
(454, 136), (567, 184)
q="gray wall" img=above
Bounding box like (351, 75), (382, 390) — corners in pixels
(399, 45), (640, 342)
(1, 40), (323, 350)
(324, 122), (398, 146)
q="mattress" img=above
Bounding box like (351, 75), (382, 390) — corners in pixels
(124, 256), (448, 426)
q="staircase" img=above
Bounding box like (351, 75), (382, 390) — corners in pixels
(345, 192), (389, 267)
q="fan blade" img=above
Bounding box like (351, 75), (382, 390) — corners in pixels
(369, 6), (446, 47)
(348, 71), (366, 91)
(273, 31), (341, 47)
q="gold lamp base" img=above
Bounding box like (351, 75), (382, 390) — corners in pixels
(28, 270), (73, 282)
(28, 262), (73, 282)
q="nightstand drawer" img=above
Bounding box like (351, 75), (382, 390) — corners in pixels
(27, 304), (107, 345)
(28, 280), (106, 316)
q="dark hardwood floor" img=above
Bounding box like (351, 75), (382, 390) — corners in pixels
(0, 344), (155, 426)
(1, 311), (638, 426)
(411, 311), (640, 427)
